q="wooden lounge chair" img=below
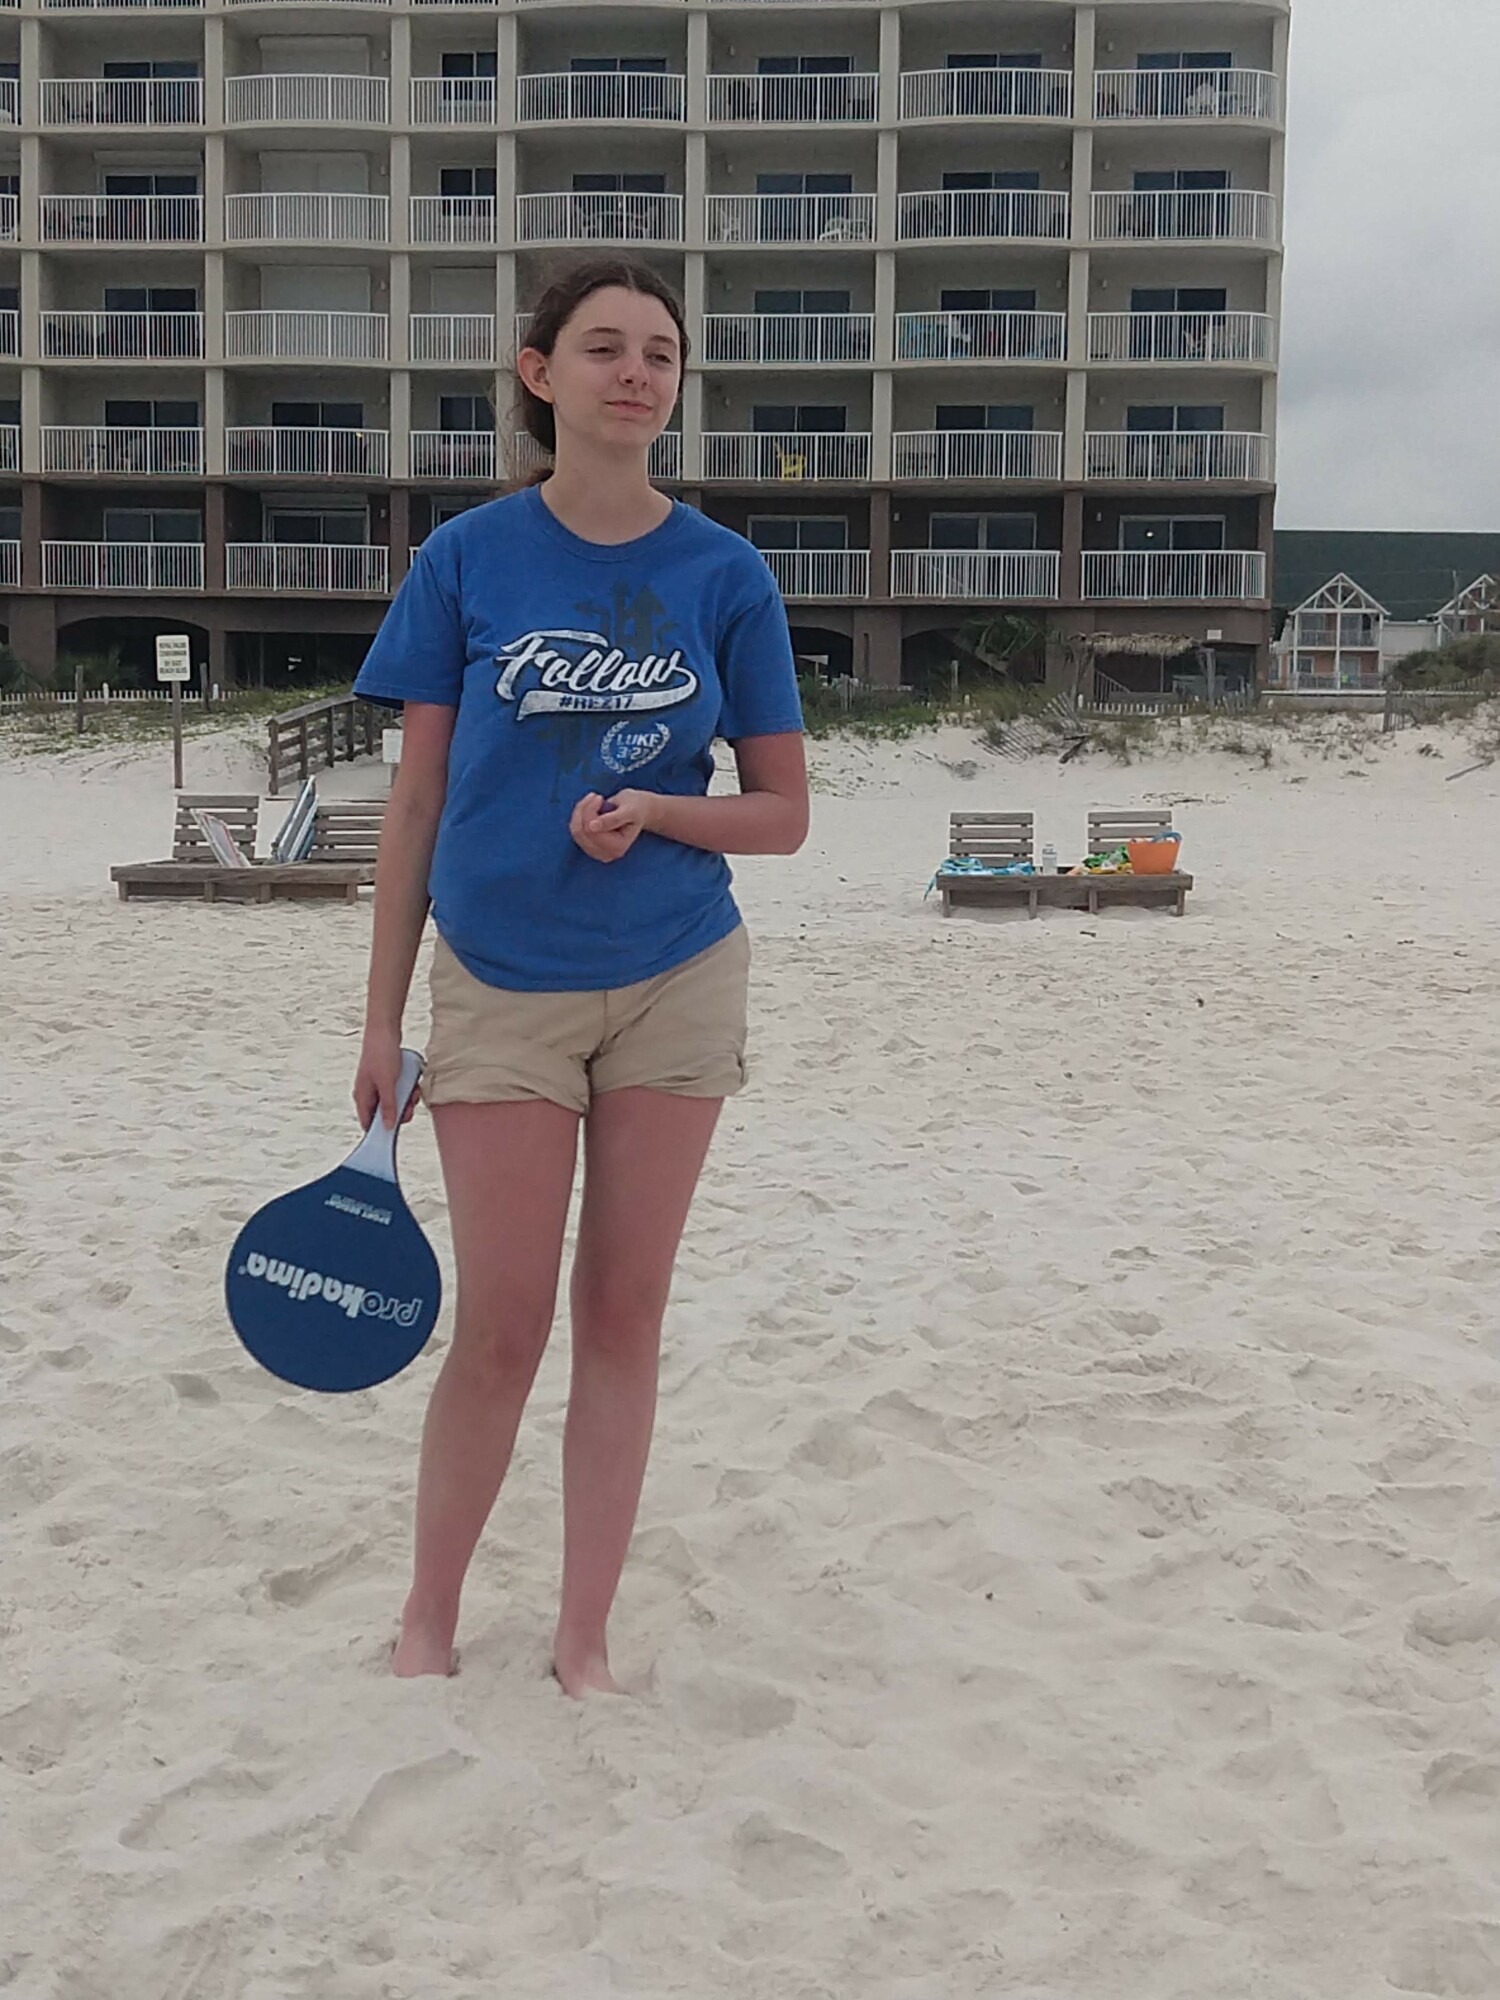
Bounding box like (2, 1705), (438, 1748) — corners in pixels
(1076, 807), (1194, 916)
(111, 793), (377, 904)
(936, 812), (1042, 918)
(303, 798), (387, 884)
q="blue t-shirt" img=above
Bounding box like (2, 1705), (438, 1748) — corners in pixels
(352, 485), (804, 992)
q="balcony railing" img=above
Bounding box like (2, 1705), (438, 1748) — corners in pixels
(899, 67), (1072, 121)
(1094, 68), (1280, 123)
(41, 194), (202, 243)
(708, 71), (877, 122)
(410, 77), (496, 124)
(761, 549), (869, 600)
(0, 542), (18, 589)
(42, 425), (204, 474)
(224, 426), (390, 477)
(224, 193), (389, 244)
(705, 192), (874, 246)
(1087, 310), (1276, 364)
(224, 310), (389, 360)
(1082, 549), (1268, 601)
(517, 71), (686, 121)
(411, 312), (495, 362)
(42, 309), (204, 358)
(409, 195), (496, 245)
(1092, 189), (1278, 245)
(702, 432), (871, 481)
(517, 192), (683, 245)
(0, 311), (18, 357)
(0, 79), (15, 121)
(892, 429), (1063, 481)
(891, 549), (1061, 600)
(1084, 431), (1272, 482)
(227, 544), (389, 594)
(224, 75), (389, 124)
(895, 308), (1067, 362)
(702, 312), (873, 364)
(0, 196), (15, 241)
(42, 541), (204, 591)
(898, 188), (1069, 242)
(43, 77), (203, 124)
(411, 430), (496, 479)
(42, 0), (204, 8)
(0, 426), (18, 473)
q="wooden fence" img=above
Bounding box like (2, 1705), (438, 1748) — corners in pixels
(267, 694), (383, 795)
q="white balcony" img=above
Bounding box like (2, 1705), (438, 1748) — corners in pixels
(224, 310), (389, 361)
(224, 75), (389, 125)
(409, 195), (496, 245)
(41, 194), (202, 244)
(517, 192), (683, 246)
(43, 77), (203, 125)
(1092, 189), (1278, 246)
(761, 549), (869, 600)
(1094, 68), (1280, 123)
(224, 193), (389, 245)
(1087, 310), (1276, 365)
(895, 309), (1067, 363)
(891, 548), (1061, 600)
(705, 192), (874, 246)
(42, 425), (204, 474)
(42, 309), (203, 359)
(42, 541), (204, 591)
(224, 427), (390, 477)
(411, 312), (495, 363)
(410, 77), (496, 124)
(899, 67), (1072, 121)
(702, 432), (871, 481)
(43, 0), (206, 8)
(898, 188), (1069, 243)
(0, 311), (20, 356)
(0, 79), (16, 122)
(227, 544), (389, 594)
(0, 425), (18, 473)
(517, 71), (685, 122)
(0, 196), (16, 241)
(1084, 431), (1272, 482)
(708, 71), (877, 122)
(411, 430), (496, 479)
(892, 429), (1063, 482)
(0, 542), (18, 589)
(1082, 550), (1268, 601)
(702, 312), (873, 365)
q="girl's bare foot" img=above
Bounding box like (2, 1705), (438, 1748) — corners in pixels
(552, 1637), (624, 1699)
(391, 1602), (460, 1678)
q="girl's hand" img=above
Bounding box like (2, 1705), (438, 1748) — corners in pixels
(354, 1028), (420, 1133)
(569, 789), (659, 864)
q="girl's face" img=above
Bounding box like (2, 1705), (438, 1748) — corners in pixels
(523, 286), (683, 455)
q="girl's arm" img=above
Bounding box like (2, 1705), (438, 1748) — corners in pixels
(354, 704), (454, 1130)
(645, 732), (809, 857)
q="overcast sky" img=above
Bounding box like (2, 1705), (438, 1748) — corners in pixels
(1278, 0), (1500, 529)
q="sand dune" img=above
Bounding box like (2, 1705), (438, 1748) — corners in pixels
(3, 713), (1499, 1997)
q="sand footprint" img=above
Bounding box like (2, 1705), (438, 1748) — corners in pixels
(730, 1812), (848, 1902)
(261, 1539), (371, 1609)
(672, 1668), (797, 1742)
(342, 1749), (475, 1855)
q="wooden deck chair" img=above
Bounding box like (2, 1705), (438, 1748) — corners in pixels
(172, 794), (259, 863)
(936, 812), (1040, 918)
(302, 798), (388, 884)
(1080, 806), (1193, 916)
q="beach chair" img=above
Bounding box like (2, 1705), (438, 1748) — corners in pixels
(302, 798), (387, 884)
(935, 812), (1041, 918)
(1077, 807), (1194, 917)
(110, 792), (376, 904)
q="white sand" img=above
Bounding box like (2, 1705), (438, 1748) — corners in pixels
(3, 710), (1500, 1999)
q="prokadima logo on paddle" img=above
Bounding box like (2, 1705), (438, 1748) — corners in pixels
(236, 1250), (423, 1325)
(495, 628), (698, 721)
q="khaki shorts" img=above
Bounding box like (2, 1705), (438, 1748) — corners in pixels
(423, 923), (751, 1116)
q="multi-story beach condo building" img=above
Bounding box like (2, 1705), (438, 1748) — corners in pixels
(0, 0), (1288, 692)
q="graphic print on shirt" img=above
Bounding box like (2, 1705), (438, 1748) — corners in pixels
(493, 577), (698, 802)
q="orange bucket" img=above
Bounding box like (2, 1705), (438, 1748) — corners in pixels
(1127, 837), (1181, 876)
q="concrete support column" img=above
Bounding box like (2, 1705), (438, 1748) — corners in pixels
(682, 371), (703, 482)
(19, 251), (40, 367)
(204, 368), (225, 476)
(388, 486), (410, 588)
(1064, 366), (1087, 482)
(389, 370), (410, 480)
(19, 136), (40, 251)
(854, 606), (901, 688)
(1066, 243), (1089, 372)
(496, 132), (516, 250)
(1072, 6), (1096, 122)
(203, 14), (224, 127)
(20, 367), (41, 476)
(19, 17), (40, 128)
(1256, 491), (1275, 602)
(685, 132), (705, 253)
(871, 369), (891, 482)
(389, 255), (410, 365)
(204, 253), (224, 361)
(204, 483), (225, 593)
(682, 251), (704, 480)
(873, 247), (895, 366)
(20, 479), (43, 595)
(204, 136), (225, 245)
(867, 486), (890, 601)
(1069, 126), (1092, 249)
(686, 8), (707, 127)
(390, 136), (410, 250)
(876, 128), (898, 246)
(208, 620), (228, 695)
(878, 7), (900, 123)
(1061, 487), (1084, 605)
(11, 592), (56, 682)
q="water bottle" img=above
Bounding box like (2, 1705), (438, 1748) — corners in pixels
(1040, 842), (1057, 875)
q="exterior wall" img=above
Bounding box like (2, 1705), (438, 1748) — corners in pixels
(0, 0), (1287, 686)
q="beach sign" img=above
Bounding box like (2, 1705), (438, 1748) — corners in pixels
(224, 1048), (442, 1392)
(154, 634), (192, 683)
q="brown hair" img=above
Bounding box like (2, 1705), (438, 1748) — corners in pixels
(505, 255), (690, 491)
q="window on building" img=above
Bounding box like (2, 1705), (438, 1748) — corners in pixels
(748, 516), (849, 552)
(1125, 404), (1225, 432)
(936, 404), (1035, 431)
(930, 513), (1037, 550)
(103, 507), (201, 543)
(440, 51), (498, 79)
(752, 405), (847, 433)
(571, 171), (669, 239)
(104, 397), (199, 428)
(270, 400), (364, 429)
(754, 288), (852, 315)
(570, 55), (670, 72)
(439, 166), (497, 200)
(104, 286), (198, 313)
(267, 509), (367, 545)
(438, 394), (494, 433)
(1121, 516), (1226, 552)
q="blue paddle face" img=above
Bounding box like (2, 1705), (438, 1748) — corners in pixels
(226, 1165), (441, 1392)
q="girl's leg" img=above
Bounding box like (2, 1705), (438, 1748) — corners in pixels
(393, 1096), (581, 1677)
(553, 1085), (724, 1697)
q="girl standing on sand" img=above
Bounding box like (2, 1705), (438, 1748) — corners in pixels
(350, 255), (808, 1693)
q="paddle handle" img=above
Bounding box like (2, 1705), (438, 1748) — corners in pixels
(343, 1046), (424, 1184)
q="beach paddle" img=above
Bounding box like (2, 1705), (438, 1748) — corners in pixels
(225, 1047), (442, 1393)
